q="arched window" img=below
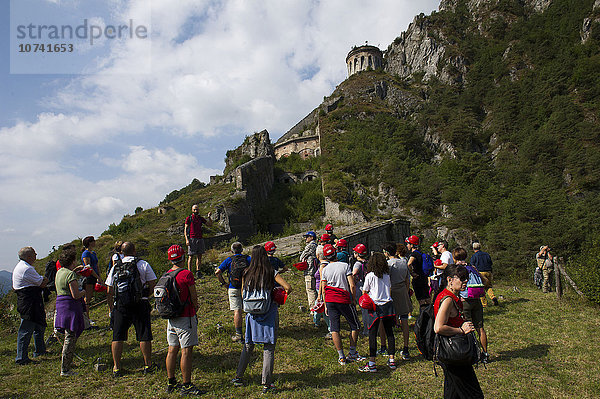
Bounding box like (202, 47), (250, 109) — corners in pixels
(361, 56), (364, 70)
(368, 55), (372, 67)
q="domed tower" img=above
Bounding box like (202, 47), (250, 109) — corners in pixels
(346, 44), (383, 77)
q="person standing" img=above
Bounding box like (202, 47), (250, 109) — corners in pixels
(324, 224), (338, 244)
(232, 246), (292, 394)
(81, 236), (102, 327)
(433, 240), (454, 293)
(335, 239), (350, 263)
(322, 245), (364, 365)
(433, 264), (484, 399)
(163, 245), (205, 396)
(542, 249), (555, 294)
(384, 242), (411, 360)
(13, 246), (49, 365)
(299, 231), (318, 309)
(54, 249), (86, 376)
(470, 242), (498, 306)
(351, 243), (369, 336)
(184, 204), (213, 278)
(105, 242), (158, 377)
(406, 236), (430, 311)
(215, 242), (250, 342)
(359, 252), (397, 373)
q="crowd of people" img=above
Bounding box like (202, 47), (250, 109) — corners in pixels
(11, 204), (509, 397)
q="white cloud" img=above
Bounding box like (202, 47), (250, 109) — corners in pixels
(0, 0), (440, 270)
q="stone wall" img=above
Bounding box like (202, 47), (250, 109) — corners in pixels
(274, 135), (320, 159)
(234, 156), (274, 206)
(324, 197), (367, 225)
(342, 219), (411, 254)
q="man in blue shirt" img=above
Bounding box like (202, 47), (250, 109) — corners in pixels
(470, 242), (498, 306)
(215, 242), (250, 342)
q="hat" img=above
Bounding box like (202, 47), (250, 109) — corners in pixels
(264, 241), (276, 252)
(304, 231), (316, 239)
(320, 233), (331, 242)
(168, 245), (184, 261)
(325, 224), (333, 231)
(323, 244), (336, 258)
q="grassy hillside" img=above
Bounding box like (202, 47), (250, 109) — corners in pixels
(0, 271), (598, 398)
(319, 0), (600, 292)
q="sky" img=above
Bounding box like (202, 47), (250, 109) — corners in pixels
(0, 0), (441, 272)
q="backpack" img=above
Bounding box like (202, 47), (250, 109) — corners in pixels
(229, 255), (249, 289)
(112, 257), (144, 308)
(242, 287), (272, 314)
(154, 268), (186, 319)
(355, 260), (367, 283)
(414, 302), (436, 361)
(416, 250), (435, 277)
(464, 265), (485, 299)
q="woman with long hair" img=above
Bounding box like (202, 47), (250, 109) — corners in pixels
(433, 263), (484, 398)
(359, 252), (397, 372)
(232, 245), (292, 394)
(54, 249), (86, 376)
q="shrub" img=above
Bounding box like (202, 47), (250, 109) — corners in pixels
(566, 235), (600, 305)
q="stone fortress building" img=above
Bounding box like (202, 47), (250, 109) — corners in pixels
(273, 44), (383, 160)
(346, 44), (383, 77)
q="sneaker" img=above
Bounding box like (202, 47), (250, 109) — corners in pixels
(387, 359), (397, 370)
(376, 348), (388, 356)
(15, 358), (33, 366)
(262, 383), (276, 394)
(231, 333), (243, 342)
(338, 357), (347, 366)
(180, 383), (207, 396)
(142, 363), (158, 375)
(347, 352), (366, 362)
(231, 377), (244, 387)
(112, 369), (123, 378)
(60, 370), (78, 377)
(323, 332), (332, 340)
(166, 382), (180, 393)
(358, 364), (377, 373)
(492, 298), (499, 306)
(401, 350), (410, 360)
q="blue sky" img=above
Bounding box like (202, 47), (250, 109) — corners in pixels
(0, 0), (440, 272)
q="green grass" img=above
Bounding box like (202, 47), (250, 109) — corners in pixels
(1, 273), (598, 398)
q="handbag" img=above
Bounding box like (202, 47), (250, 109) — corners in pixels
(435, 331), (481, 366)
(434, 297), (481, 366)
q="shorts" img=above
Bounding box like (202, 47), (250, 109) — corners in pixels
(112, 301), (153, 342)
(390, 282), (411, 316)
(188, 237), (205, 256)
(326, 302), (360, 333)
(228, 288), (242, 311)
(167, 316), (199, 348)
(462, 299), (484, 329)
(84, 276), (97, 286)
(412, 275), (430, 301)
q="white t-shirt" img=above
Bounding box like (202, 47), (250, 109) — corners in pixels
(12, 260), (43, 290)
(362, 272), (392, 305)
(105, 256), (157, 287)
(434, 250), (455, 278)
(321, 261), (352, 292)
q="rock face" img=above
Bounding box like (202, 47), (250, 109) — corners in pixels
(324, 197), (367, 224)
(385, 16), (453, 84)
(225, 130), (274, 170)
(581, 0), (600, 44)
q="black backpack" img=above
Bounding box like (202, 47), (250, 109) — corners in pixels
(414, 302), (436, 361)
(229, 255), (248, 289)
(154, 268), (186, 319)
(112, 257), (144, 308)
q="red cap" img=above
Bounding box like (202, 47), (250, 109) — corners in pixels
(323, 244), (336, 258)
(406, 235), (420, 245)
(310, 301), (325, 313)
(293, 261), (308, 271)
(272, 286), (288, 305)
(434, 259), (443, 266)
(432, 242), (439, 248)
(264, 241), (276, 252)
(79, 266), (93, 277)
(336, 239), (348, 248)
(353, 243), (367, 255)
(168, 245), (184, 261)
(320, 233), (331, 242)
(325, 224), (333, 231)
